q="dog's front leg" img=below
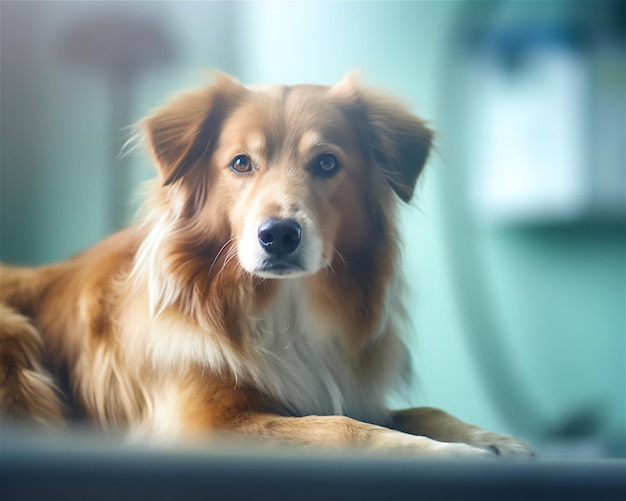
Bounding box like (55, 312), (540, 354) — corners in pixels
(204, 411), (499, 458)
(168, 380), (507, 458)
(391, 407), (534, 458)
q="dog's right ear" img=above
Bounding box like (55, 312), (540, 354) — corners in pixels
(142, 72), (245, 186)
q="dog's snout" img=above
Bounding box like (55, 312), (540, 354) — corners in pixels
(258, 219), (302, 256)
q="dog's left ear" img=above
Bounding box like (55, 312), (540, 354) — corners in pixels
(331, 74), (434, 203)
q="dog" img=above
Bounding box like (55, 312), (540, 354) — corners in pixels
(0, 72), (532, 458)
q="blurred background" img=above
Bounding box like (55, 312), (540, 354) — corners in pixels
(1, 1), (624, 459)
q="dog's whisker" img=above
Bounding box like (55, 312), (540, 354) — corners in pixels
(320, 256), (337, 278)
(209, 236), (241, 275)
(326, 244), (347, 275)
(216, 243), (242, 278)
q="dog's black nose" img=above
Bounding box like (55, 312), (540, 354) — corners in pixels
(258, 219), (302, 256)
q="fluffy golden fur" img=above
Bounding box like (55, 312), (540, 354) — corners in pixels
(0, 73), (532, 457)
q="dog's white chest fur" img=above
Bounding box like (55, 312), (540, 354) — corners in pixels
(249, 280), (388, 422)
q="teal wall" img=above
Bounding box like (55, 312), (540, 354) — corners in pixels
(1, 1), (623, 457)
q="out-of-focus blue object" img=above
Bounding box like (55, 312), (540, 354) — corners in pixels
(465, 24), (625, 225)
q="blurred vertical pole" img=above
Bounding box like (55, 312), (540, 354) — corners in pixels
(61, 14), (175, 232)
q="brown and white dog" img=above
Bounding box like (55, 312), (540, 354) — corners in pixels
(0, 73), (532, 458)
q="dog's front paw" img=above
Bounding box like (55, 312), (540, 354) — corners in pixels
(469, 431), (535, 458)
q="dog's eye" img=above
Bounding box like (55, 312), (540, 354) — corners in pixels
(230, 155), (253, 174)
(313, 153), (340, 177)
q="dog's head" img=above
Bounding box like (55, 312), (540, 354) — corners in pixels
(142, 72), (433, 281)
